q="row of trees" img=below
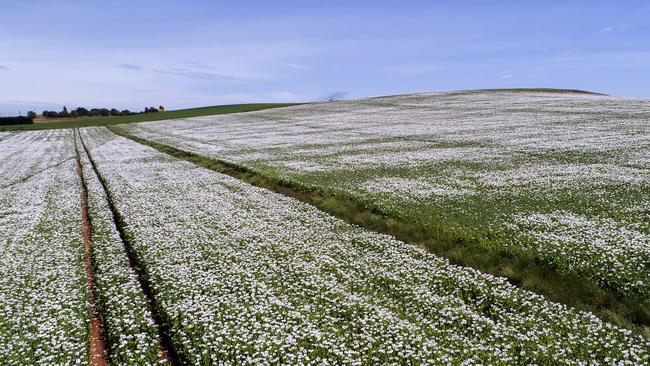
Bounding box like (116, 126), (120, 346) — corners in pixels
(0, 116), (34, 125)
(39, 105), (165, 119)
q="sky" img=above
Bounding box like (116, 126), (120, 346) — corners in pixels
(1, 0), (649, 115)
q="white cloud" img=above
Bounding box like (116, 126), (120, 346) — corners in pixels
(184, 61), (215, 70)
(115, 64), (143, 71)
(500, 74), (515, 79)
(282, 62), (309, 70)
(154, 69), (246, 83)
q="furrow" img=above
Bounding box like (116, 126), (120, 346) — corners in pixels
(74, 134), (109, 366)
(77, 130), (180, 365)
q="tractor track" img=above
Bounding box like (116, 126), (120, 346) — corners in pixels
(74, 135), (109, 366)
(77, 130), (179, 365)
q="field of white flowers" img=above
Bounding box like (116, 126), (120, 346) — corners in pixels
(77, 126), (649, 364)
(0, 130), (89, 364)
(1, 91), (648, 365)
(0, 131), (162, 364)
(76, 132), (162, 364)
(123, 90), (650, 298)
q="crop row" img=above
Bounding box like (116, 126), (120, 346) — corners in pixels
(76, 132), (162, 364)
(121, 91), (650, 298)
(81, 126), (649, 365)
(0, 128), (167, 365)
(0, 130), (89, 364)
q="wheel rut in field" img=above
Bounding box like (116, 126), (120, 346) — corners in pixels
(77, 130), (179, 365)
(74, 136), (109, 366)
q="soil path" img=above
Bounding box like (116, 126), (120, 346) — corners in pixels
(78, 131), (178, 364)
(75, 140), (109, 366)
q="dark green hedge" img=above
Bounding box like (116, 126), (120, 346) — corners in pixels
(0, 116), (34, 125)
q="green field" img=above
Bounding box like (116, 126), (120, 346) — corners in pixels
(0, 103), (298, 131)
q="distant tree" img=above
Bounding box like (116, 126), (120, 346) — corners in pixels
(26, 111), (36, 119)
(159, 105), (165, 112)
(0, 116), (34, 125)
(38, 105), (136, 119)
(75, 107), (89, 116)
(59, 106), (70, 118)
(89, 108), (109, 117)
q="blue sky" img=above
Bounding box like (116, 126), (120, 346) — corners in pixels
(1, 0), (649, 115)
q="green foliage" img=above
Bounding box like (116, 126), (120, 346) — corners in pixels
(0, 115), (34, 125)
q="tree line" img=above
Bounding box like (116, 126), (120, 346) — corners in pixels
(0, 116), (34, 125)
(40, 105), (165, 119)
(0, 105), (166, 125)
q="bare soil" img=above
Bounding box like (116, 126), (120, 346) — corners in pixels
(76, 146), (109, 366)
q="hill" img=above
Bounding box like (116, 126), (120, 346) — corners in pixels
(114, 88), (650, 334)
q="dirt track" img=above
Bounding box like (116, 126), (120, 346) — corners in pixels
(75, 141), (108, 366)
